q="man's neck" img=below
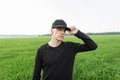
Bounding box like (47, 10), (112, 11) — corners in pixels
(48, 39), (61, 47)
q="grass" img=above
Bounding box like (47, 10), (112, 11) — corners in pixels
(0, 35), (120, 80)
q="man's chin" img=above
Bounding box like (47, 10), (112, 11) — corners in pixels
(57, 38), (64, 41)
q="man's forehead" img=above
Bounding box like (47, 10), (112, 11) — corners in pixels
(56, 27), (66, 29)
(56, 27), (67, 31)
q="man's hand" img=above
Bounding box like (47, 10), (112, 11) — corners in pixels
(68, 26), (78, 35)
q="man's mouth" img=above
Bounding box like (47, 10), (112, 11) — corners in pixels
(60, 36), (64, 38)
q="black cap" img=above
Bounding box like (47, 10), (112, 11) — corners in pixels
(52, 19), (71, 31)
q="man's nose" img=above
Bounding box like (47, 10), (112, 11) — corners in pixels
(61, 30), (65, 35)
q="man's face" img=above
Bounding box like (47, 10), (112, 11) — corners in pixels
(51, 27), (66, 41)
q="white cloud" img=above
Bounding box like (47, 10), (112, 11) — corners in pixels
(0, 0), (120, 35)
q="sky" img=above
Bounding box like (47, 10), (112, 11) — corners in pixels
(0, 0), (120, 35)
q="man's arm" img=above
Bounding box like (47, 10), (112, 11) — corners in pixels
(68, 26), (97, 52)
(32, 48), (43, 80)
(74, 30), (97, 52)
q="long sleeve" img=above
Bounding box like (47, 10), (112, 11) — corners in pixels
(74, 30), (97, 52)
(32, 48), (43, 80)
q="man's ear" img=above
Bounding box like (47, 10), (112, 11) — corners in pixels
(51, 29), (54, 34)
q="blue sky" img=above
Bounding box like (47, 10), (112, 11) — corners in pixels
(0, 0), (120, 35)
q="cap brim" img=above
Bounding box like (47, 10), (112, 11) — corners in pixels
(52, 25), (71, 31)
(65, 27), (71, 31)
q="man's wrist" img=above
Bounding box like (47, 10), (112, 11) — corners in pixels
(74, 30), (80, 35)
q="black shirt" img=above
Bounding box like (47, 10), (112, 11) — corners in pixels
(32, 30), (97, 80)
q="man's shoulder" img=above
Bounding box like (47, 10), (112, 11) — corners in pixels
(63, 41), (76, 46)
(38, 43), (48, 50)
(63, 41), (75, 44)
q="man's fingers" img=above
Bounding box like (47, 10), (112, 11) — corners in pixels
(69, 26), (75, 30)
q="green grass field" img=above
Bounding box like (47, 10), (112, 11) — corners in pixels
(0, 35), (120, 80)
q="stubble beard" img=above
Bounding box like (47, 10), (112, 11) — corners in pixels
(56, 37), (64, 42)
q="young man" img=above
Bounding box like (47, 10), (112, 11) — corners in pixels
(32, 19), (97, 80)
